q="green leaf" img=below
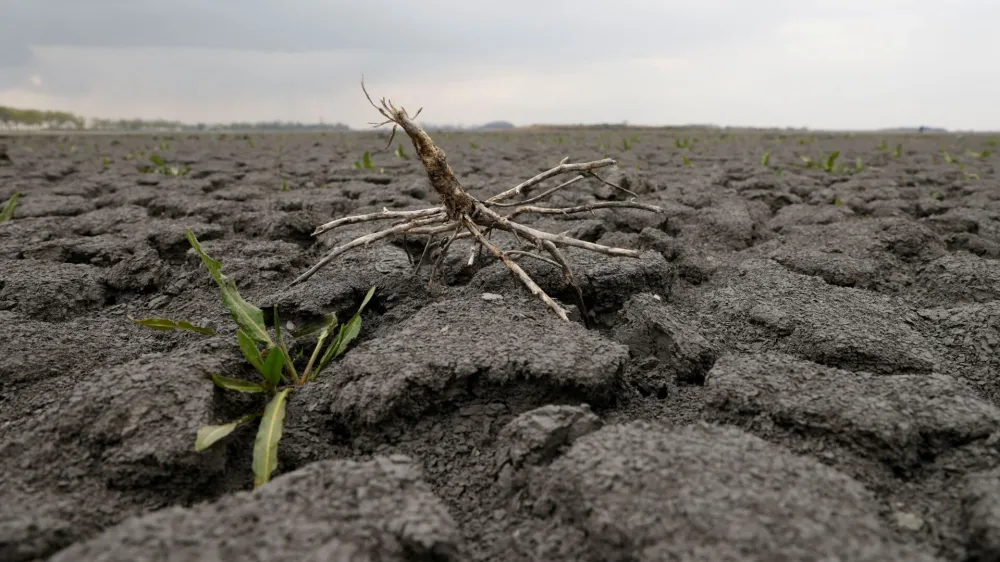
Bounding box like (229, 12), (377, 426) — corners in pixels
(361, 151), (373, 169)
(0, 192), (20, 222)
(237, 329), (265, 374)
(185, 229), (270, 344)
(195, 413), (260, 452)
(824, 151), (840, 170)
(317, 286), (376, 376)
(253, 388), (290, 488)
(149, 153), (166, 167)
(260, 346), (285, 387)
(128, 315), (216, 335)
(210, 374), (268, 393)
(760, 150), (770, 167)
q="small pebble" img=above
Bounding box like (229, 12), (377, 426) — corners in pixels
(893, 511), (924, 531)
(481, 292), (504, 301)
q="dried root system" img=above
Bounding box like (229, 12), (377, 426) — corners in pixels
(291, 79), (663, 321)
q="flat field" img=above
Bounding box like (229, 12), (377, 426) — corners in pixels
(1, 127), (1000, 561)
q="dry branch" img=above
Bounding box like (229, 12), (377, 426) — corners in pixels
(290, 78), (664, 321)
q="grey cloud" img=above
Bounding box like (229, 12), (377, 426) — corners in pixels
(1, 0), (789, 62)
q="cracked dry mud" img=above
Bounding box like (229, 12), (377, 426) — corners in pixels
(1, 129), (999, 562)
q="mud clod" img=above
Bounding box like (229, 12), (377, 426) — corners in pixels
(314, 296), (628, 428)
(525, 421), (936, 562)
(701, 258), (939, 374)
(704, 352), (1000, 468)
(612, 293), (718, 388)
(46, 456), (463, 562)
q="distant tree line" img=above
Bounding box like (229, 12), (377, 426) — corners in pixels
(0, 105), (350, 132)
(0, 106), (85, 129)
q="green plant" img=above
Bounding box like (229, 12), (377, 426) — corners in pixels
(352, 151), (374, 170)
(0, 192), (19, 222)
(877, 139), (889, 152)
(761, 149), (771, 167)
(855, 156), (864, 173)
(133, 230), (376, 488)
(281, 178), (288, 192)
(893, 143), (903, 158)
(681, 155), (692, 167)
(622, 137), (632, 151)
(140, 153), (190, 176)
(469, 141), (480, 150)
(798, 151), (841, 173)
(395, 143), (410, 160)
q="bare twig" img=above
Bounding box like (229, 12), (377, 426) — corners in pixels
(486, 158), (617, 204)
(507, 250), (563, 270)
(463, 217), (569, 321)
(313, 207), (444, 236)
(504, 201), (663, 221)
(584, 170), (638, 199)
(291, 215), (447, 285)
(292, 78), (664, 320)
(487, 175), (585, 207)
(427, 221), (464, 287)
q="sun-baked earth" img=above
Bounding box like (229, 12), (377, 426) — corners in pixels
(1, 128), (999, 561)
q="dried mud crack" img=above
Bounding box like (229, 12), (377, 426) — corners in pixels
(1, 120), (999, 561)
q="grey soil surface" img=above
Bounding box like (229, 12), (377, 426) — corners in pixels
(1, 128), (999, 561)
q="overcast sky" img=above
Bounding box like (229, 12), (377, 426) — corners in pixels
(0, 0), (997, 130)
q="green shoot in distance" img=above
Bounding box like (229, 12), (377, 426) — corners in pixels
(0, 192), (19, 222)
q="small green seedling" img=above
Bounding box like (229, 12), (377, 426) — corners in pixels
(140, 153), (190, 176)
(893, 143), (903, 158)
(877, 139), (889, 152)
(622, 137), (632, 151)
(469, 141), (480, 150)
(855, 156), (864, 173)
(281, 178), (288, 192)
(395, 144), (410, 160)
(0, 192), (19, 222)
(799, 151), (841, 174)
(133, 230), (376, 488)
(352, 151), (374, 170)
(102, 156), (111, 167)
(823, 151), (840, 172)
(761, 149), (771, 167)
(681, 155), (692, 167)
